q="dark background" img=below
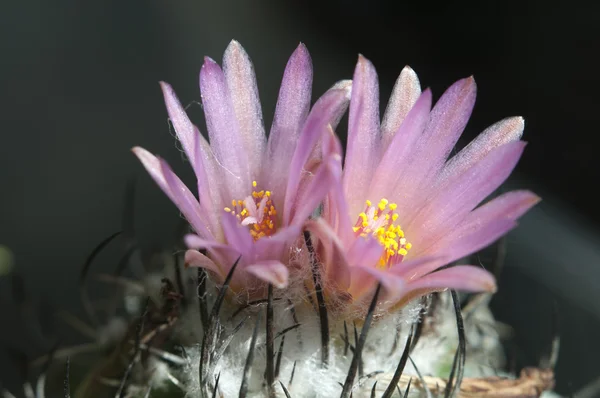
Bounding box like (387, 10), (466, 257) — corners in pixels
(1, 0), (599, 395)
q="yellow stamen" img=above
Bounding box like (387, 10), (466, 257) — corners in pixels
(353, 198), (412, 269)
(378, 198), (389, 211)
(228, 181), (279, 241)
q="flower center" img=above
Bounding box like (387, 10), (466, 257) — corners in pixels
(224, 181), (278, 241)
(353, 199), (412, 268)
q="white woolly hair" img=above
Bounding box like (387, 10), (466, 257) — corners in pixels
(127, 253), (506, 397)
(175, 279), (425, 397)
(174, 287), (509, 397)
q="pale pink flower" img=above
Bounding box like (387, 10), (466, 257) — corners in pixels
(133, 41), (350, 291)
(309, 56), (539, 312)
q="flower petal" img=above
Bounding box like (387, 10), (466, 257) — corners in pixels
(305, 219), (351, 290)
(220, 212), (254, 258)
(439, 116), (525, 183)
(356, 256), (449, 304)
(389, 255), (449, 281)
(304, 81), (352, 168)
(159, 82), (223, 233)
(321, 127), (354, 242)
(369, 89), (432, 205)
(410, 265), (496, 294)
(421, 218), (518, 268)
(185, 233), (229, 251)
(346, 235), (385, 269)
(184, 233), (241, 274)
(223, 40), (266, 178)
(425, 191), (536, 264)
(159, 81), (204, 177)
(381, 66), (421, 151)
(192, 126), (225, 238)
(343, 55), (381, 209)
(159, 157), (214, 237)
(323, 191), (355, 245)
(353, 265), (406, 303)
(283, 84), (351, 225)
(456, 190), (540, 236)
(262, 43), (313, 210)
(245, 261), (289, 289)
(288, 147), (341, 228)
(132, 147), (212, 238)
(346, 266), (380, 303)
(397, 77), (477, 208)
(199, 56), (251, 199)
(393, 265), (496, 308)
(407, 141), (526, 245)
(254, 224), (301, 263)
(184, 249), (223, 278)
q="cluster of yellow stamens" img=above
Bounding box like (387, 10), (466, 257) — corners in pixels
(224, 181), (278, 241)
(353, 198), (412, 268)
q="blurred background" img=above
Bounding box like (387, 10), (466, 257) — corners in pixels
(1, 0), (599, 395)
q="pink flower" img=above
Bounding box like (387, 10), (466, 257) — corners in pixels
(133, 41), (350, 292)
(309, 56), (540, 313)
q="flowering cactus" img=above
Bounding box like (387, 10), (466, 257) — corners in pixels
(117, 42), (547, 398)
(0, 38), (560, 398)
(133, 41), (350, 293)
(307, 55), (540, 317)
